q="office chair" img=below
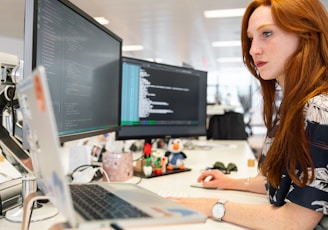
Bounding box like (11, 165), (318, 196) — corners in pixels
(207, 111), (248, 140)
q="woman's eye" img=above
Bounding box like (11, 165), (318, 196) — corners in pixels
(248, 37), (253, 43)
(263, 31), (272, 37)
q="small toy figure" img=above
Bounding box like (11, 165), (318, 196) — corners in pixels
(143, 142), (152, 158)
(151, 149), (167, 175)
(165, 138), (187, 170)
(143, 157), (152, 177)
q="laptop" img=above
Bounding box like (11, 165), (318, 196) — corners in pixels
(16, 66), (207, 229)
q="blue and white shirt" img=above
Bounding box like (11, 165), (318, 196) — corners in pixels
(261, 94), (328, 215)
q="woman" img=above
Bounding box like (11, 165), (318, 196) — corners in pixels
(169, 0), (328, 229)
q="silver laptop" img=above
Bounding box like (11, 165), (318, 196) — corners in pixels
(16, 66), (207, 229)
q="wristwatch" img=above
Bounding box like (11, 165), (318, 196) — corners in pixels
(212, 200), (228, 221)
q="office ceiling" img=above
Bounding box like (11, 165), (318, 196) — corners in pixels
(1, 0), (328, 74)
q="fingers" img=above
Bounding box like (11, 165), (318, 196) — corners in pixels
(197, 170), (211, 182)
(197, 170), (220, 182)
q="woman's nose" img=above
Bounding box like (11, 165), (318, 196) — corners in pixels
(249, 39), (263, 56)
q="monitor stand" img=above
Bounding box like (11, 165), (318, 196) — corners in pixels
(5, 175), (58, 224)
(5, 200), (58, 223)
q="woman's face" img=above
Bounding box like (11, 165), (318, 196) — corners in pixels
(247, 6), (299, 89)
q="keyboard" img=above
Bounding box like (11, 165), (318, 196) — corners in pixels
(69, 184), (150, 220)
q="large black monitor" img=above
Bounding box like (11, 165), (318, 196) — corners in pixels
(117, 57), (207, 142)
(23, 0), (122, 143)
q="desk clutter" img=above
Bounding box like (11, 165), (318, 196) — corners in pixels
(102, 151), (134, 182)
(67, 136), (254, 183)
(209, 161), (238, 174)
(68, 137), (252, 181)
(134, 138), (192, 178)
(134, 160), (192, 178)
(67, 137), (195, 182)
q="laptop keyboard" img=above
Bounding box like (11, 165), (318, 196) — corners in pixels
(69, 184), (150, 220)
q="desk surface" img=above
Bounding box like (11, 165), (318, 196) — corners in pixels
(1, 140), (268, 230)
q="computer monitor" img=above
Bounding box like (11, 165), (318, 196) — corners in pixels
(23, 0), (122, 143)
(117, 57), (207, 144)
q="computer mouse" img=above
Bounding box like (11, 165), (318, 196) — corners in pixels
(190, 176), (216, 189)
(190, 182), (216, 189)
(203, 175), (213, 182)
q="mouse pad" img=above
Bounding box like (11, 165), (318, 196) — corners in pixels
(190, 183), (217, 189)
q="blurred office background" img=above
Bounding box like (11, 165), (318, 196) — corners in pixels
(1, 0), (327, 152)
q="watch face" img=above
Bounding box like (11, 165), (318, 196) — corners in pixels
(212, 203), (225, 220)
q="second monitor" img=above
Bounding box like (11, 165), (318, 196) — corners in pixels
(117, 57), (208, 142)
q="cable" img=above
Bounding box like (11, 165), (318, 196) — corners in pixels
(70, 163), (144, 184)
(26, 201), (35, 230)
(134, 176), (143, 185)
(10, 86), (16, 137)
(70, 164), (96, 176)
(99, 167), (110, 182)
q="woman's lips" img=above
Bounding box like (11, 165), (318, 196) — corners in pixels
(256, 61), (267, 68)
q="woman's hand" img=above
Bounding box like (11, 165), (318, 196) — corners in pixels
(198, 169), (233, 189)
(199, 170), (266, 194)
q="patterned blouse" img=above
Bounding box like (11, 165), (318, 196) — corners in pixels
(261, 94), (328, 217)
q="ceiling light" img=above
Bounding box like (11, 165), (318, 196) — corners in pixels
(145, 58), (162, 63)
(212, 40), (241, 47)
(122, 45), (144, 52)
(204, 8), (245, 18)
(217, 57), (243, 63)
(94, 17), (109, 25)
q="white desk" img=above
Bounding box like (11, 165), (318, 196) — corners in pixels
(0, 140), (268, 230)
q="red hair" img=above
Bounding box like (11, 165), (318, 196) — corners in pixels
(241, 0), (328, 187)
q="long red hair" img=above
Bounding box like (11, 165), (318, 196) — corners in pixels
(241, 0), (328, 188)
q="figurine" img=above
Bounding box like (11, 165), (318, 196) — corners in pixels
(143, 143), (153, 176)
(165, 138), (187, 170)
(151, 149), (167, 174)
(143, 157), (152, 177)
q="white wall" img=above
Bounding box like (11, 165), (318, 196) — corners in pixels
(0, 36), (24, 60)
